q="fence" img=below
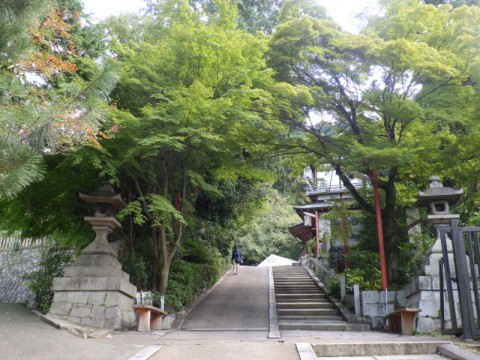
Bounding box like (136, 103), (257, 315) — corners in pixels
(0, 238), (44, 251)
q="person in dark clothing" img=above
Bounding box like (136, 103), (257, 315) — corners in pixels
(231, 246), (243, 275)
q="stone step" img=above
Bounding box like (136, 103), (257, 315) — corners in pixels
(278, 315), (345, 322)
(276, 302), (334, 309)
(273, 272), (310, 275)
(274, 282), (318, 286)
(274, 281), (316, 285)
(276, 293), (328, 300)
(274, 287), (321, 292)
(279, 321), (351, 331)
(273, 266), (370, 332)
(273, 273), (310, 277)
(277, 308), (339, 316)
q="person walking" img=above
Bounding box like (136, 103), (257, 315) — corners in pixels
(231, 246), (243, 275)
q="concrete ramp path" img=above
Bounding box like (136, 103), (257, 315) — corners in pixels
(180, 266), (269, 331)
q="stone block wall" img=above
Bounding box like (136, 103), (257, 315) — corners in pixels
(49, 289), (136, 329)
(0, 241), (42, 305)
(360, 290), (407, 330)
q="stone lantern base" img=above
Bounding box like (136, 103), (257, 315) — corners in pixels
(47, 219), (137, 330)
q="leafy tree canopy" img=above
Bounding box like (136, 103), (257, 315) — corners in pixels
(268, 0), (480, 282)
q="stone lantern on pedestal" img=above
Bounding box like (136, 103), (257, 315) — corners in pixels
(48, 182), (137, 330)
(79, 181), (126, 259)
(416, 175), (463, 277)
(402, 175), (463, 333)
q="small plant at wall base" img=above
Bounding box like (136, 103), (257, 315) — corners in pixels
(327, 250), (383, 297)
(25, 246), (74, 313)
(306, 238), (316, 255)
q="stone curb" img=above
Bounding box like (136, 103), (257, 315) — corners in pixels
(32, 309), (113, 339)
(438, 343), (480, 360)
(299, 342), (479, 360)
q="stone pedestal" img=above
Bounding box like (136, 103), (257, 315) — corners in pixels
(48, 217), (137, 329)
(406, 175), (463, 334)
(403, 217), (459, 333)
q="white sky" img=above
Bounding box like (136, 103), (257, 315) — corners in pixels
(82, 0), (380, 33)
(317, 0), (379, 33)
(82, 0), (146, 21)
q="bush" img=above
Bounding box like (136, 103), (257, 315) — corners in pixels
(327, 274), (342, 297)
(162, 250), (229, 311)
(327, 250), (383, 297)
(306, 238), (316, 255)
(25, 247), (74, 313)
(120, 252), (148, 289)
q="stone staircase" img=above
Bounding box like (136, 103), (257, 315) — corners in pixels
(273, 266), (369, 331)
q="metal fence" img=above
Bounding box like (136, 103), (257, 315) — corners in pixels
(439, 219), (480, 341)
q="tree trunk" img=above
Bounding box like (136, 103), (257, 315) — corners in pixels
(159, 256), (171, 296)
(151, 227), (159, 291)
(382, 166), (399, 283)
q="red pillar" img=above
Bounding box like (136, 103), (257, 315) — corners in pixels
(372, 170), (388, 290)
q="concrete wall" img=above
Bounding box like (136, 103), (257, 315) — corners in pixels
(0, 238), (43, 305)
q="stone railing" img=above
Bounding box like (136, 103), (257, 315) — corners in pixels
(0, 237), (44, 251)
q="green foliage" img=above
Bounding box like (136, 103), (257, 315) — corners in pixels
(179, 239), (217, 264)
(0, 0), (49, 65)
(162, 256), (227, 311)
(267, 0), (480, 283)
(306, 238), (316, 255)
(0, 140), (45, 201)
(119, 252), (149, 289)
(0, 0), (120, 201)
(328, 251), (382, 298)
(327, 274), (342, 297)
(0, 153), (101, 246)
(25, 245), (74, 313)
(346, 250), (383, 290)
(238, 189), (302, 263)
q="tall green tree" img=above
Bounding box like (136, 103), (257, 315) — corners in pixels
(0, 0), (117, 200)
(0, 0), (49, 200)
(268, 0), (480, 282)
(96, 0), (281, 295)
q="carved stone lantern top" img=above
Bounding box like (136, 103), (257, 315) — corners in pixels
(79, 181), (126, 217)
(416, 175), (463, 215)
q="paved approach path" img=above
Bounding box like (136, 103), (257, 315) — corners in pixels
(1, 266), (479, 360)
(179, 265), (269, 331)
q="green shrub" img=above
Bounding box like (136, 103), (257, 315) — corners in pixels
(306, 238), (316, 255)
(163, 251), (229, 311)
(327, 274), (342, 297)
(327, 250), (383, 296)
(26, 247), (74, 313)
(120, 252), (148, 289)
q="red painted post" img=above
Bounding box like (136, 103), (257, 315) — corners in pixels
(372, 170), (388, 290)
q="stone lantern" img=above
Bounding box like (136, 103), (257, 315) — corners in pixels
(402, 175), (463, 333)
(417, 175), (463, 225)
(416, 175), (463, 276)
(48, 182), (137, 330)
(78, 181), (126, 258)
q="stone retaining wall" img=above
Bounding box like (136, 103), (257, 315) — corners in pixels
(0, 243), (42, 305)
